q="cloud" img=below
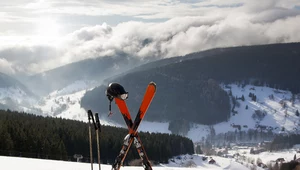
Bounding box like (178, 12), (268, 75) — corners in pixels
(0, 58), (15, 75)
(0, 0), (300, 76)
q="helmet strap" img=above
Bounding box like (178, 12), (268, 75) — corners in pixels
(108, 96), (113, 116)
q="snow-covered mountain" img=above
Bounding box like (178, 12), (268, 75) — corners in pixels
(2, 72), (295, 144)
(34, 81), (300, 144)
(34, 80), (121, 125)
(188, 84), (300, 142)
(0, 72), (37, 112)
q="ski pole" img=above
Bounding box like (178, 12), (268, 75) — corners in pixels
(95, 113), (101, 170)
(88, 110), (94, 170)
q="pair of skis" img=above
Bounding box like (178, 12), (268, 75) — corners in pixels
(88, 110), (102, 170)
(111, 82), (156, 170)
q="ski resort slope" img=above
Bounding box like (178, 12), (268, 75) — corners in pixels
(0, 154), (249, 170)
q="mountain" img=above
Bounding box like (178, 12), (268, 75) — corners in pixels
(187, 84), (300, 142)
(0, 72), (36, 111)
(23, 55), (148, 96)
(80, 42), (300, 126)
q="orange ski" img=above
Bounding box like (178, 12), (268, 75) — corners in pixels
(111, 82), (156, 170)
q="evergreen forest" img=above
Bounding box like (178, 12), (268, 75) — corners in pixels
(0, 110), (194, 164)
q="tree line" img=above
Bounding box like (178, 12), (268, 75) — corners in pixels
(0, 109), (194, 164)
(270, 134), (300, 151)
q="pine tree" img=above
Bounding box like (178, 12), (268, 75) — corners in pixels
(241, 95), (245, 101)
(252, 95), (257, 102)
(296, 110), (299, 117)
(195, 145), (203, 154)
(228, 90), (232, 96)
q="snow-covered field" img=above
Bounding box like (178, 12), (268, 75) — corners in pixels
(0, 154), (249, 170)
(229, 145), (300, 165)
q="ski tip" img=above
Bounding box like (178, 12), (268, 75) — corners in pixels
(149, 81), (156, 88)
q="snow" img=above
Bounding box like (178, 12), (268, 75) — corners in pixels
(34, 80), (114, 124)
(0, 154), (249, 170)
(166, 154), (248, 170)
(138, 121), (171, 134)
(186, 84), (300, 142)
(51, 80), (97, 96)
(0, 86), (37, 113)
(229, 145), (300, 166)
(36, 88), (122, 126)
(219, 84), (300, 132)
(187, 124), (210, 142)
(0, 87), (35, 104)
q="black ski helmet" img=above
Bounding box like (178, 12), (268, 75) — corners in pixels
(106, 83), (128, 100)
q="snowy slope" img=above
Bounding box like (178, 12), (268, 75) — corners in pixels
(0, 86), (38, 112)
(165, 154), (249, 170)
(226, 144), (300, 168)
(0, 87), (33, 103)
(0, 154), (249, 170)
(232, 148), (299, 165)
(35, 80), (121, 126)
(187, 84), (300, 142)
(220, 84), (300, 132)
(0, 72), (38, 111)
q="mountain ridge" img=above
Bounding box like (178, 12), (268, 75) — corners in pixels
(23, 55), (148, 96)
(81, 42), (300, 126)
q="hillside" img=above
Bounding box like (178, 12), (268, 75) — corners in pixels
(0, 72), (36, 111)
(187, 84), (300, 143)
(110, 42), (300, 93)
(23, 55), (145, 96)
(81, 43), (300, 126)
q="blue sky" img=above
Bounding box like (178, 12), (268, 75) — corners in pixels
(0, 0), (300, 75)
